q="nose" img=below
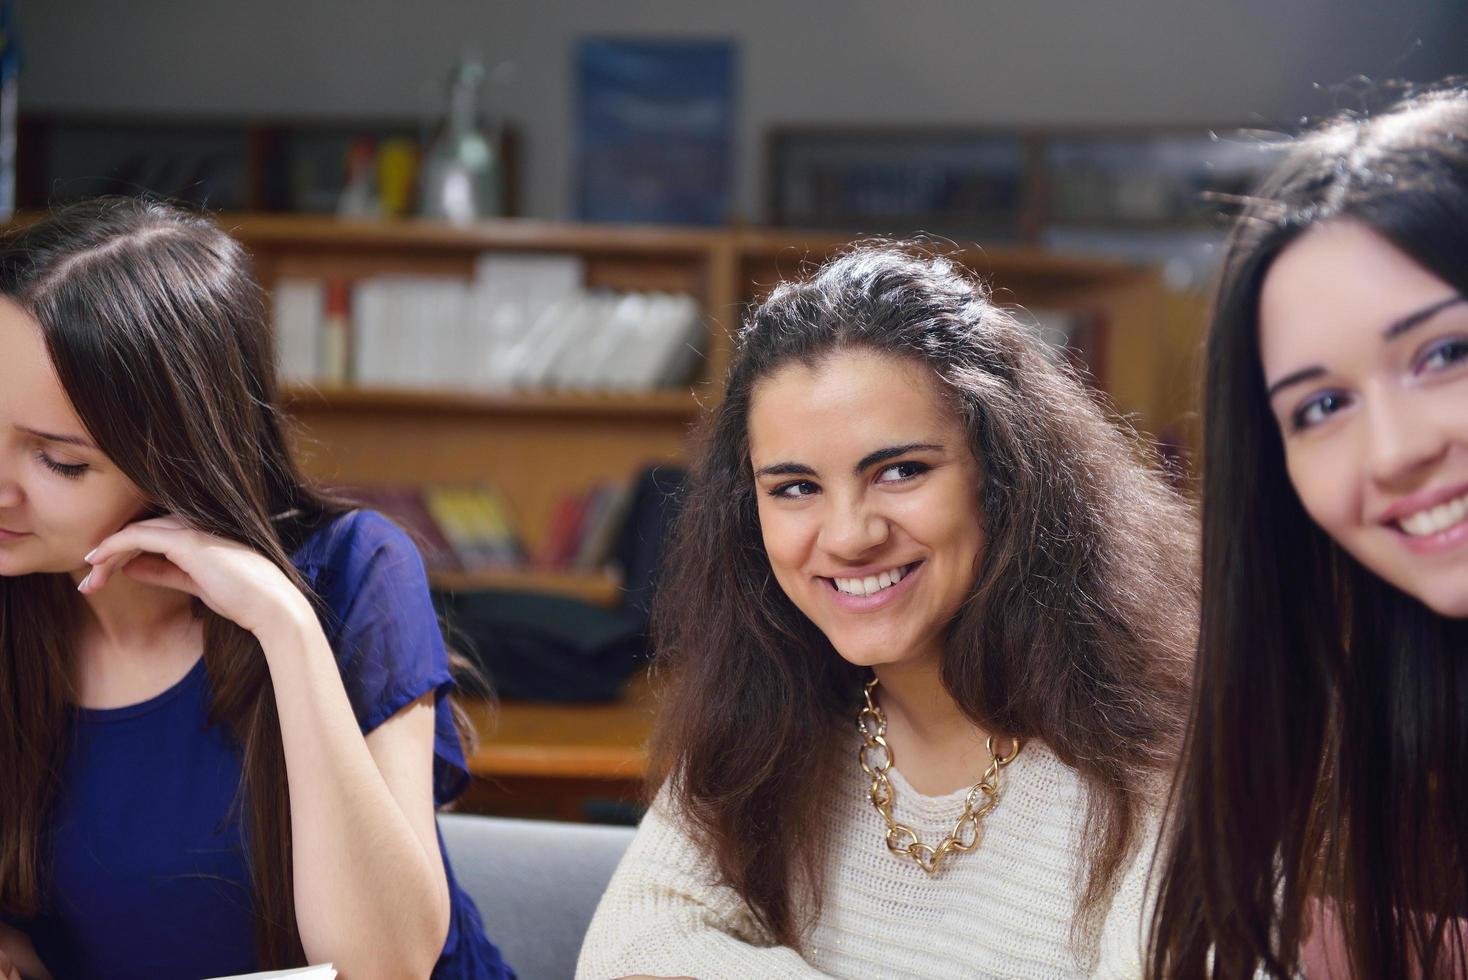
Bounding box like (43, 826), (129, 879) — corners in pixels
(817, 490), (890, 560)
(0, 454), (21, 509)
(1364, 391), (1448, 487)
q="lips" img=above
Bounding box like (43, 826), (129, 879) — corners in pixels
(1394, 490), (1468, 538)
(822, 560), (925, 610)
(1376, 479), (1468, 528)
(830, 561), (920, 597)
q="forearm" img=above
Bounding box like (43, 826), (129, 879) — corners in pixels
(578, 801), (833, 980)
(258, 602), (449, 979)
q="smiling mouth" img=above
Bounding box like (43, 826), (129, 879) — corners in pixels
(1395, 490), (1468, 538)
(825, 561), (922, 597)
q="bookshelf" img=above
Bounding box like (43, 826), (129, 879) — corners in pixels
(232, 215), (736, 575)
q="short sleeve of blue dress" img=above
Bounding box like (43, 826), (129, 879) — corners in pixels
(294, 510), (514, 978)
(296, 510), (468, 805)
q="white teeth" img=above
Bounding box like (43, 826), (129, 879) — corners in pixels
(833, 564), (910, 596)
(1399, 492), (1468, 537)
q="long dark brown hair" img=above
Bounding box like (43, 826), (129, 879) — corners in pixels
(0, 198), (347, 968)
(1149, 88), (1468, 978)
(650, 244), (1198, 948)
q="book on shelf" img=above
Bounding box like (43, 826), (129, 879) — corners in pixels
(422, 484), (526, 569)
(537, 481), (636, 572)
(272, 250), (703, 395)
(571, 482), (636, 571)
(345, 479), (637, 583)
(345, 483), (524, 573)
(272, 278), (324, 383)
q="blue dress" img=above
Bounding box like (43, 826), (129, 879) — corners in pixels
(9, 511), (514, 980)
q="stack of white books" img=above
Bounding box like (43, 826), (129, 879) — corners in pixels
(273, 251), (705, 393)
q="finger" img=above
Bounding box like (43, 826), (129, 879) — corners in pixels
(86, 524), (195, 570)
(117, 554), (199, 596)
(79, 548), (142, 593)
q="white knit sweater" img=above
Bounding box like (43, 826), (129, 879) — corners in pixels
(577, 740), (1154, 979)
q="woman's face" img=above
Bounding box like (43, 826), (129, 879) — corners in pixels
(748, 347), (985, 670)
(0, 297), (147, 579)
(1260, 220), (1468, 616)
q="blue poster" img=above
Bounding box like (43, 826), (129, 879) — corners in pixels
(576, 38), (737, 226)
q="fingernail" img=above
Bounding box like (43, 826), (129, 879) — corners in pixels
(77, 571), (93, 593)
(84, 548), (99, 563)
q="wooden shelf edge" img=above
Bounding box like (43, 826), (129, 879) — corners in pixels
(429, 567), (624, 605)
(224, 212), (723, 255)
(466, 746), (647, 781)
(732, 227), (1149, 284)
(281, 384), (709, 420)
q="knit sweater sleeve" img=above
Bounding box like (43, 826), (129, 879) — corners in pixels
(576, 790), (835, 980)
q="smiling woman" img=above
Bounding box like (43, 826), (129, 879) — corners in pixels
(576, 244), (1199, 978)
(1150, 86), (1468, 979)
(1260, 222), (1468, 617)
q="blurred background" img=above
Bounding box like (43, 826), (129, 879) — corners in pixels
(9, 0), (1466, 823)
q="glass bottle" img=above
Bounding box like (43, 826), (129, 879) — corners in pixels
(419, 57), (503, 224)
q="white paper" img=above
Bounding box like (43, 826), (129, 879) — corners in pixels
(205, 965), (336, 980)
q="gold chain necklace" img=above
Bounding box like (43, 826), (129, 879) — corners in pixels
(857, 676), (1022, 875)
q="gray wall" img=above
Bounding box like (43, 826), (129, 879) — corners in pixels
(18, 0), (1467, 221)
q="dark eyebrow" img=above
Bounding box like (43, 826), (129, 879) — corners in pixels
(1265, 366), (1326, 400)
(753, 460), (817, 479)
(1267, 295), (1468, 399)
(17, 425), (97, 451)
(853, 443), (944, 476)
(752, 443), (945, 481)
(1383, 294), (1468, 341)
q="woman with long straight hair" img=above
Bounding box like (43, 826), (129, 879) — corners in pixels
(0, 198), (512, 980)
(1150, 87), (1468, 978)
(577, 244), (1197, 978)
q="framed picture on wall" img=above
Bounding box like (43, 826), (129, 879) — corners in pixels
(1040, 128), (1283, 230)
(767, 127), (1031, 241)
(575, 37), (738, 226)
(1037, 127), (1285, 285)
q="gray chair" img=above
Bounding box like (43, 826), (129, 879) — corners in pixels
(439, 813), (635, 980)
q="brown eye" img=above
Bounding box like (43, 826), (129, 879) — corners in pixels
(876, 461), (931, 483)
(1292, 391), (1351, 431)
(771, 480), (819, 499)
(1416, 337), (1468, 375)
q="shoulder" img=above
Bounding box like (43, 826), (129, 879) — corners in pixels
(292, 510), (432, 622)
(294, 509), (424, 584)
(294, 509), (416, 568)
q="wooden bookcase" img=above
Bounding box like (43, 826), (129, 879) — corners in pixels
(229, 214), (1186, 602)
(233, 215), (737, 601)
